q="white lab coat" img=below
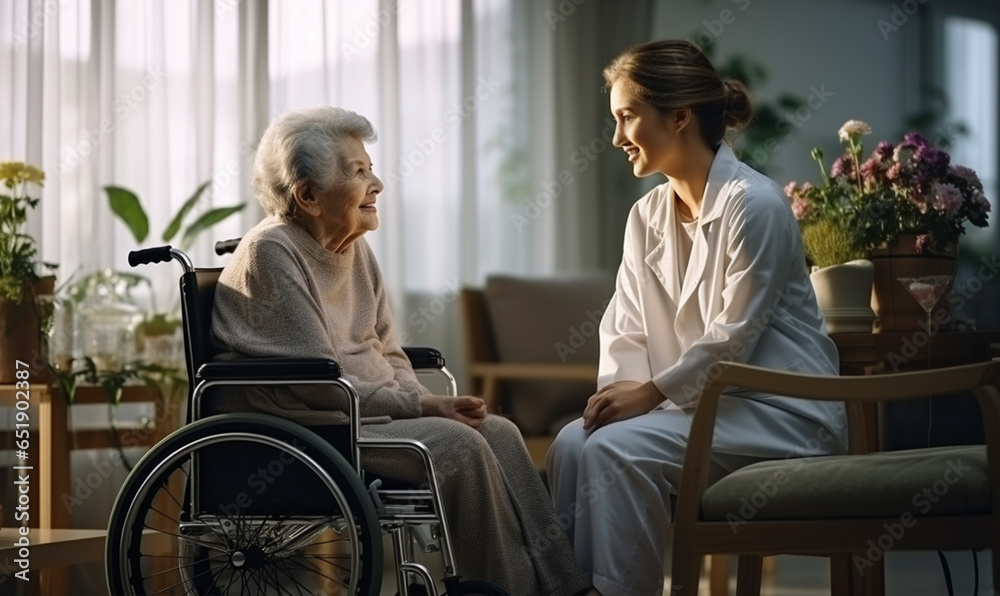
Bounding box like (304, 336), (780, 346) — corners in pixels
(548, 145), (847, 595)
(598, 144), (845, 435)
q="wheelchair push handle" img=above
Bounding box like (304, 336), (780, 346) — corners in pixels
(215, 237), (241, 256)
(128, 246), (195, 273)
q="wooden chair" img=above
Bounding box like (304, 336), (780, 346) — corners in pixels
(460, 286), (598, 469)
(669, 360), (1000, 595)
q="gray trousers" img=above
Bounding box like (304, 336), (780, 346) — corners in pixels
(546, 397), (844, 596)
(362, 414), (591, 596)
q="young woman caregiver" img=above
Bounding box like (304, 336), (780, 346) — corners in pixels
(546, 39), (848, 596)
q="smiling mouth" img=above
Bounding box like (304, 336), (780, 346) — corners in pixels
(625, 148), (640, 162)
(360, 202), (377, 211)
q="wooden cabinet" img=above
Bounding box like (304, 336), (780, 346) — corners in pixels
(830, 331), (1000, 450)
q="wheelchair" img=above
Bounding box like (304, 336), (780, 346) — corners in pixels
(105, 243), (506, 596)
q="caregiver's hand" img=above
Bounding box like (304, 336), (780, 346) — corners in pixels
(582, 380), (664, 430)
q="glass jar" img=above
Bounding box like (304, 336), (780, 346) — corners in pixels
(78, 270), (143, 372)
(36, 293), (77, 372)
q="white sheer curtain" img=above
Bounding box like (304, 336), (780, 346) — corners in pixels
(261, 0), (592, 373)
(2, 0), (262, 310)
(2, 0), (653, 389)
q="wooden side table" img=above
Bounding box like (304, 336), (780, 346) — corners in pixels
(0, 384), (179, 530)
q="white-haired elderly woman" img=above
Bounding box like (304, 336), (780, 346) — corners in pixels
(210, 106), (591, 596)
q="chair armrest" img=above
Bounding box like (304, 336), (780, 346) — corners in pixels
(468, 362), (598, 381)
(672, 360), (1000, 534)
(197, 358), (342, 381)
(403, 347), (445, 370)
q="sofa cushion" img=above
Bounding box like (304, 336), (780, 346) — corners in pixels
(700, 445), (989, 521)
(483, 273), (615, 435)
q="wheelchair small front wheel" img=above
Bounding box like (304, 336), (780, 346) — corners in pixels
(106, 414), (383, 595)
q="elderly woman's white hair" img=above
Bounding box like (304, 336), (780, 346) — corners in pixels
(253, 106), (377, 219)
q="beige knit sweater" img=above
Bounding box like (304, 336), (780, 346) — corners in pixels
(210, 216), (426, 425)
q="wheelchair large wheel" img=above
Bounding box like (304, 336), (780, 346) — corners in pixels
(106, 414), (382, 595)
(445, 578), (507, 595)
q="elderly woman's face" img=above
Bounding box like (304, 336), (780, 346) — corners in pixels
(311, 137), (384, 240)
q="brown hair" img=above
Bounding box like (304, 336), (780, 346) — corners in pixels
(603, 39), (753, 149)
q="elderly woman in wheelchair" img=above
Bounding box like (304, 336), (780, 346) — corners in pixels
(106, 106), (591, 596)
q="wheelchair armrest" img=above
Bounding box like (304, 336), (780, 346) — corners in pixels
(403, 347), (445, 370)
(197, 358), (342, 381)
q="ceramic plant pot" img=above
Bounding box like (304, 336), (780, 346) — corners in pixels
(810, 259), (876, 334)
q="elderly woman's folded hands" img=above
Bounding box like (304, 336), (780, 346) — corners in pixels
(420, 395), (488, 428)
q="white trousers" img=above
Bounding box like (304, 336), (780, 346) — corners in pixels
(546, 397), (845, 596)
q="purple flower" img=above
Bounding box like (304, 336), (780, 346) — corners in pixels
(902, 132), (931, 148)
(951, 164), (984, 192)
(931, 182), (963, 217)
(788, 125), (991, 258)
(971, 190), (991, 216)
(830, 156), (854, 180)
(914, 145), (950, 179)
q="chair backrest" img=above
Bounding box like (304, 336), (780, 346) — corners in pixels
(462, 273), (613, 435)
(179, 268), (224, 419)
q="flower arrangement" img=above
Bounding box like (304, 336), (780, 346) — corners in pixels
(0, 160), (55, 302)
(785, 119), (991, 267)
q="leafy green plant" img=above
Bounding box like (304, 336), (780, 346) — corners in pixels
(101, 181), (245, 335)
(105, 180), (246, 250)
(0, 161), (57, 302)
(800, 218), (867, 269)
(46, 356), (185, 470)
(699, 48), (808, 175)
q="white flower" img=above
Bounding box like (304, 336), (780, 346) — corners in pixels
(838, 119), (872, 142)
(893, 145), (915, 165)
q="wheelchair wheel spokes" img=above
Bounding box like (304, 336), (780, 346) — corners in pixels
(108, 416), (382, 596)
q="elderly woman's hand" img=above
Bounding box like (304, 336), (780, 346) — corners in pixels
(421, 395), (488, 429)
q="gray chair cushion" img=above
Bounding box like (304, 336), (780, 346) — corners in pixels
(483, 274), (615, 435)
(701, 445), (989, 521)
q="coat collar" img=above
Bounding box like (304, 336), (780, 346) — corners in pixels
(698, 143), (741, 225)
(644, 144), (743, 312)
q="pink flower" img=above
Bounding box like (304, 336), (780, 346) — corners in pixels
(791, 196), (814, 220)
(931, 182), (963, 217)
(915, 234), (932, 254)
(830, 156), (854, 180)
(783, 181), (799, 199)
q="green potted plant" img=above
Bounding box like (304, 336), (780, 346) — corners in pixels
(0, 160), (57, 381)
(785, 122), (878, 334)
(103, 180), (245, 363)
